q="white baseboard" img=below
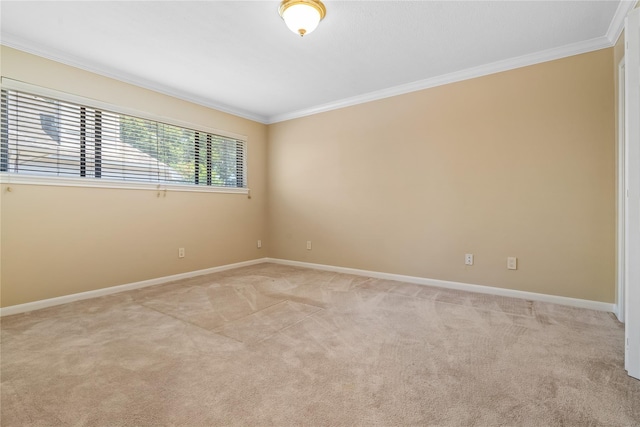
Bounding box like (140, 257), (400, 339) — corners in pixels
(266, 258), (616, 313)
(1, 256), (616, 317)
(613, 305), (624, 323)
(0, 258), (269, 317)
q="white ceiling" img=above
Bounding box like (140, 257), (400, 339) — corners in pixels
(0, 1), (634, 124)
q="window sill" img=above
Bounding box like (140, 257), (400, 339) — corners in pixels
(0, 173), (250, 195)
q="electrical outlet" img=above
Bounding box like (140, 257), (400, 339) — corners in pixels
(465, 254), (474, 266)
(257, 240), (262, 249)
(507, 257), (517, 270)
(306, 241), (312, 250)
(178, 248), (185, 258)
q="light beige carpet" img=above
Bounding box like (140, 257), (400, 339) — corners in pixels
(1, 263), (639, 426)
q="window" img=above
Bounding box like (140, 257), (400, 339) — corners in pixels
(0, 86), (246, 190)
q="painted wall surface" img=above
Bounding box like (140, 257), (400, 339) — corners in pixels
(0, 46), (268, 307)
(268, 48), (616, 302)
(0, 45), (618, 307)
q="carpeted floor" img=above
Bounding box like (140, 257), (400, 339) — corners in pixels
(1, 263), (639, 426)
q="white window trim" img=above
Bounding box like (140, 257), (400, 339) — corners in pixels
(0, 173), (248, 194)
(0, 78), (250, 195)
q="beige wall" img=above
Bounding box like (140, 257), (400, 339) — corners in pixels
(268, 48), (616, 302)
(0, 46), (268, 307)
(0, 44), (618, 307)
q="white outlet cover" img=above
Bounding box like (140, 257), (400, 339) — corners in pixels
(465, 254), (474, 265)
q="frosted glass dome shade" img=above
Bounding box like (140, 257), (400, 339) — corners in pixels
(279, 0), (326, 37)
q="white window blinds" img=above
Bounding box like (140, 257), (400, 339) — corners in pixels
(0, 88), (246, 188)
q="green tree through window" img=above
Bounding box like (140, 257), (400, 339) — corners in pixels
(119, 116), (243, 186)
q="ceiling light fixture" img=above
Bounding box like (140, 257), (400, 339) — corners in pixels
(278, 0), (326, 37)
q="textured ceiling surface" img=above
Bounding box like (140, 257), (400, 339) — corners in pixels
(0, 1), (633, 123)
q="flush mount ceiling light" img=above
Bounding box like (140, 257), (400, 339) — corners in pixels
(278, 0), (326, 37)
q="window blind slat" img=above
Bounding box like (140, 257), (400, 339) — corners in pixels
(0, 89), (247, 187)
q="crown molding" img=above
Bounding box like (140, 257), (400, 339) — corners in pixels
(2, 14), (626, 127)
(0, 34), (270, 124)
(266, 35), (613, 124)
(606, 0), (636, 44)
